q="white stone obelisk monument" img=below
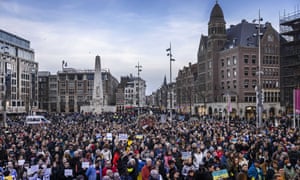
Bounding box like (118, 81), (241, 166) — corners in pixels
(92, 55), (104, 113)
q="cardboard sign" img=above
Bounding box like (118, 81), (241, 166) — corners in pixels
(119, 134), (128, 141)
(64, 169), (73, 177)
(181, 152), (192, 160)
(212, 169), (229, 180)
(82, 162), (90, 168)
(106, 133), (113, 140)
(18, 159), (25, 166)
(96, 133), (101, 139)
(136, 135), (143, 139)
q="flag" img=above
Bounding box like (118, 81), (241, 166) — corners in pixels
(227, 95), (232, 113)
(295, 89), (300, 114)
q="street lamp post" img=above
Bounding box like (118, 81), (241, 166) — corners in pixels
(29, 65), (36, 115)
(1, 46), (9, 127)
(166, 43), (175, 120)
(253, 10), (264, 128)
(135, 62), (142, 116)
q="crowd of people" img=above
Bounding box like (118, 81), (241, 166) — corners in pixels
(0, 112), (299, 180)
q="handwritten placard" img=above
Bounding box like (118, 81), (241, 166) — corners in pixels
(181, 152), (192, 160)
(82, 162), (89, 168)
(96, 133), (101, 139)
(18, 159), (25, 166)
(106, 133), (113, 140)
(119, 134), (128, 141)
(64, 169), (73, 177)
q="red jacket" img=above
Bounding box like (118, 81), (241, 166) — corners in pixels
(102, 166), (118, 176)
(112, 152), (120, 167)
(141, 165), (151, 180)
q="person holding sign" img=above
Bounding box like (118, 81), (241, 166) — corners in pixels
(181, 158), (195, 178)
(63, 161), (74, 180)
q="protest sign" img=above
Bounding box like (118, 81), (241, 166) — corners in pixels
(119, 133), (128, 141)
(212, 169), (229, 180)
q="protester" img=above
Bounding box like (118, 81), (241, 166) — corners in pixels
(141, 158), (152, 180)
(0, 112), (299, 180)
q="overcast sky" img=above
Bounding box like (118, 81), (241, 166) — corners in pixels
(0, 0), (299, 94)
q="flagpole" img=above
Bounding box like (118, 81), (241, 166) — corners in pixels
(294, 89), (296, 128)
(227, 94), (230, 125)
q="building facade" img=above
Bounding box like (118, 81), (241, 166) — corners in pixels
(115, 75), (146, 112)
(38, 71), (50, 112)
(149, 76), (176, 114)
(280, 9), (300, 114)
(38, 67), (118, 113)
(176, 62), (197, 114)
(0, 29), (38, 118)
(196, 2), (281, 119)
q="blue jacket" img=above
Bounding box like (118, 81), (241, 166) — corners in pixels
(248, 163), (263, 180)
(86, 166), (101, 180)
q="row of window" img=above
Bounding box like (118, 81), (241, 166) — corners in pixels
(263, 46), (279, 54)
(263, 55), (279, 65)
(263, 68), (279, 76)
(125, 89), (134, 93)
(263, 80), (279, 88)
(221, 79), (278, 90)
(244, 92), (280, 103)
(221, 55), (257, 67)
(221, 56), (237, 67)
(221, 67), (279, 79)
(58, 74), (111, 81)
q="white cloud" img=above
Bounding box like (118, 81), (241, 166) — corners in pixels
(0, 0), (213, 94)
(1, 17), (206, 94)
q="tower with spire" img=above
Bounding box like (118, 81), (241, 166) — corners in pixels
(203, 1), (227, 102)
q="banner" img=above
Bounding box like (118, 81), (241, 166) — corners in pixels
(295, 89), (300, 114)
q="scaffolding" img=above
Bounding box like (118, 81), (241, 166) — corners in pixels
(280, 8), (300, 115)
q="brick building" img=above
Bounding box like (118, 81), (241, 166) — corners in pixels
(196, 2), (281, 119)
